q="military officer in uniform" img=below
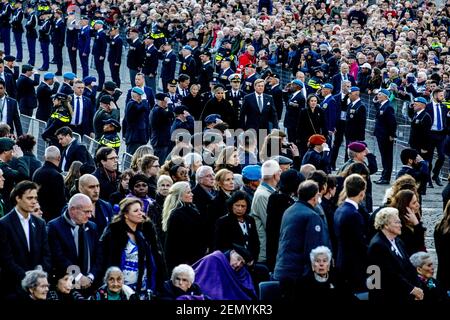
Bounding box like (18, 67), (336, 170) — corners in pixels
(320, 83), (339, 144)
(126, 27), (144, 87)
(284, 79), (305, 143)
(198, 50), (215, 94)
(92, 20), (107, 91)
(141, 34), (159, 92)
(25, 5), (38, 66)
(160, 41), (177, 93)
(38, 10), (52, 71)
(241, 63), (259, 95)
(408, 97), (432, 163)
(36, 72), (59, 122)
(16, 64), (40, 116)
(107, 26), (123, 88)
(0, 0), (12, 55)
(11, 1), (24, 62)
(78, 16), (91, 79)
(59, 72), (75, 95)
(179, 45), (198, 83)
(65, 12), (79, 74)
(266, 73), (284, 122)
(150, 93), (174, 162)
(83, 76), (97, 108)
(51, 9), (66, 76)
(344, 87), (366, 158)
(225, 73), (245, 129)
(218, 57), (234, 90)
(166, 79), (183, 107)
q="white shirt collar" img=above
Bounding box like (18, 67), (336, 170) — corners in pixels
(344, 198), (359, 210)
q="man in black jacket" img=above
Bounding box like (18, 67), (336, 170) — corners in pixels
(126, 27), (144, 87)
(15, 64), (40, 116)
(0, 79), (22, 136)
(56, 126), (93, 172)
(36, 72), (59, 121)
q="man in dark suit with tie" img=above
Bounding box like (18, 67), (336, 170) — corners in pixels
(176, 74), (191, 98)
(16, 64), (40, 116)
(160, 41), (177, 92)
(0, 58), (17, 98)
(0, 181), (51, 299)
(334, 174), (368, 292)
(48, 193), (100, 291)
(373, 89), (397, 184)
(425, 88), (447, 186)
(240, 79), (279, 133)
(56, 126), (92, 172)
(408, 97), (432, 160)
(284, 79), (305, 143)
(0, 79), (22, 136)
(331, 63), (356, 94)
(344, 87), (366, 159)
(70, 80), (94, 137)
(36, 72), (60, 122)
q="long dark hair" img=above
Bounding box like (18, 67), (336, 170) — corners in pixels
(226, 190), (251, 215)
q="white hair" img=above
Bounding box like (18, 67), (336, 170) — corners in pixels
(171, 264), (195, 284)
(68, 193), (92, 209)
(195, 165), (214, 183)
(44, 146), (60, 161)
(157, 175), (173, 188)
(409, 252), (432, 269)
(261, 159), (280, 179)
(184, 152), (202, 168)
(103, 266), (123, 284)
(309, 246), (332, 264)
(21, 266), (47, 291)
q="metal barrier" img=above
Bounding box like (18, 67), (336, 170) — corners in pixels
(121, 152), (133, 171)
(20, 115), (47, 161)
(82, 135), (101, 156)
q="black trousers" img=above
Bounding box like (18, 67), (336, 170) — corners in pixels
(428, 131), (446, 178)
(376, 136), (394, 181)
(330, 119), (345, 168)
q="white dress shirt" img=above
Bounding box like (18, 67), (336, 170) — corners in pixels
(16, 209), (31, 251)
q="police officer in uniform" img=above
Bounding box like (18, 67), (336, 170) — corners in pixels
(127, 27), (144, 87)
(306, 66), (325, 96)
(0, 0), (12, 55)
(160, 41), (177, 93)
(241, 64), (259, 95)
(344, 86), (366, 158)
(179, 45), (198, 83)
(107, 26), (123, 88)
(98, 118), (121, 153)
(51, 9), (66, 76)
(198, 50), (215, 94)
(284, 79), (305, 143)
(78, 16), (91, 79)
(65, 12), (79, 74)
(42, 92), (73, 145)
(141, 34), (159, 92)
(38, 10), (52, 71)
(92, 20), (108, 91)
(218, 57), (234, 90)
(225, 73), (245, 129)
(150, 19), (167, 49)
(25, 5), (38, 66)
(11, 0), (24, 62)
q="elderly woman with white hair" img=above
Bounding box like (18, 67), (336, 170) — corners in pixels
(160, 264), (205, 300)
(21, 267), (49, 300)
(93, 266), (137, 300)
(183, 152), (203, 187)
(163, 181), (208, 272)
(409, 252), (448, 302)
(367, 207), (423, 302)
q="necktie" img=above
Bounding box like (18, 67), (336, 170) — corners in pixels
(75, 96), (81, 125)
(258, 95), (263, 112)
(436, 104), (443, 131)
(0, 73), (4, 82)
(343, 73), (348, 81)
(78, 225), (90, 274)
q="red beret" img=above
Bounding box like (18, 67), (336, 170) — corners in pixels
(348, 142), (366, 152)
(308, 134), (326, 145)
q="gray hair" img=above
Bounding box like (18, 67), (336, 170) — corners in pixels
(44, 146), (60, 161)
(195, 165), (214, 183)
(309, 246), (332, 264)
(157, 175), (173, 188)
(184, 152), (202, 168)
(103, 266), (123, 284)
(409, 252), (432, 269)
(171, 264), (195, 284)
(68, 193), (92, 209)
(374, 207), (399, 230)
(21, 267), (48, 291)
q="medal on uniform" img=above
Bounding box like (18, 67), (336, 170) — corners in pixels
(182, 63), (187, 70)
(323, 103), (328, 109)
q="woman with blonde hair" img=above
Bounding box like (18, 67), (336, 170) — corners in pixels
(130, 145), (154, 173)
(435, 201), (450, 291)
(64, 160), (83, 196)
(163, 181), (207, 271)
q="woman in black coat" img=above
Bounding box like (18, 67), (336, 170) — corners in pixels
(296, 94), (327, 156)
(201, 86), (235, 126)
(434, 203), (450, 291)
(99, 198), (167, 298)
(182, 84), (203, 120)
(214, 190), (260, 261)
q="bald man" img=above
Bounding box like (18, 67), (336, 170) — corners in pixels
(78, 174), (113, 234)
(47, 193), (100, 291)
(32, 146), (66, 221)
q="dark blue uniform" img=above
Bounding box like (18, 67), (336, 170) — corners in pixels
(284, 90), (305, 143)
(321, 94), (339, 145)
(345, 99), (366, 145)
(16, 73), (40, 116)
(149, 105), (174, 162)
(66, 19), (79, 74)
(122, 99), (151, 154)
(0, 3), (12, 55)
(374, 100), (397, 182)
(160, 50), (176, 92)
(78, 25), (91, 79)
(51, 18), (66, 74)
(25, 12), (38, 66)
(170, 116), (194, 136)
(107, 35), (123, 87)
(178, 55), (197, 82)
(11, 7), (24, 62)
(218, 67), (234, 90)
(126, 38), (144, 87)
(141, 44), (159, 92)
(92, 28), (107, 91)
(38, 19), (52, 70)
(241, 73), (258, 95)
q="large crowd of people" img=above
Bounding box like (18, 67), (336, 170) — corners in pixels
(0, 0), (450, 302)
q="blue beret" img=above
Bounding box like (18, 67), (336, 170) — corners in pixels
(83, 76), (96, 85)
(182, 45), (193, 51)
(94, 20), (104, 25)
(290, 79), (304, 87)
(350, 86), (360, 92)
(205, 114), (222, 124)
(131, 87), (145, 95)
(242, 165), (262, 181)
(378, 89), (390, 97)
(43, 72), (55, 80)
(414, 97), (428, 104)
(63, 72), (76, 80)
(322, 83), (334, 90)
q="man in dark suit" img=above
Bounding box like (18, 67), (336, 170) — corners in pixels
(425, 88), (447, 186)
(396, 148), (429, 196)
(36, 72), (59, 122)
(141, 35), (159, 93)
(284, 79), (305, 143)
(198, 50), (215, 93)
(56, 126), (92, 172)
(334, 174), (368, 293)
(344, 87), (366, 159)
(331, 63), (356, 94)
(160, 41), (177, 92)
(408, 97), (432, 160)
(240, 79), (279, 133)
(47, 193), (100, 291)
(50, 9), (65, 75)
(0, 79), (22, 136)
(178, 45), (197, 83)
(70, 80), (94, 137)
(32, 146), (66, 222)
(373, 89), (397, 184)
(126, 27), (144, 87)
(0, 181), (51, 299)
(107, 26), (123, 88)
(0, 58), (17, 99)
(15, 64), (40, 116)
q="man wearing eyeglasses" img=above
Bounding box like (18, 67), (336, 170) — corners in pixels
(93, 147), (120, 202)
